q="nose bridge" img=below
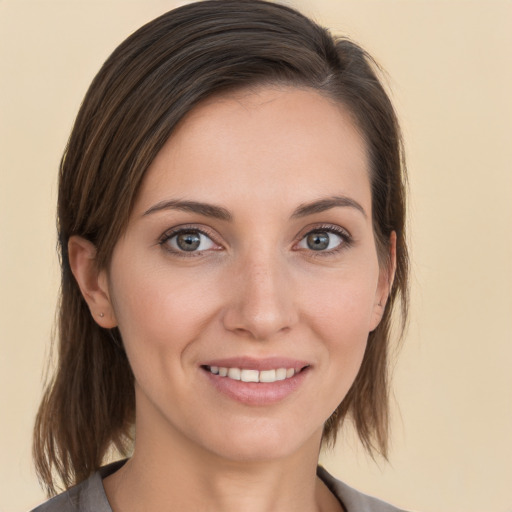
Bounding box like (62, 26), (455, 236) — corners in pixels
(222, 245), (297, 340)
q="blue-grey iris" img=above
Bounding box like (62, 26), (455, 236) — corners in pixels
(177, 232), (201, 251)
(307, 232), (329, 250)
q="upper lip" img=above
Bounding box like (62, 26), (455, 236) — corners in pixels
(200, 357), (311, 372)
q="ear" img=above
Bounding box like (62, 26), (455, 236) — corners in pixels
(68, 235), (118, 328)
(370, 231), (397, 332)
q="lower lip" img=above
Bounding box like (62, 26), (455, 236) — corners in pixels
(202, 367), (310, 405)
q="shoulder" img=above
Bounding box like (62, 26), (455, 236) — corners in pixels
(29, 478), (88, 512)
(30, 460), (125, 512)
(30, 489), (78, 512)
(317, 465), (413, 512)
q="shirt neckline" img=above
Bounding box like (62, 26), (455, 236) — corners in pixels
(86, 459), (347, 512)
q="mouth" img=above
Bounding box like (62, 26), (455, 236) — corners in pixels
(199, 359), (311, 405)
(201, 365), (308, 383)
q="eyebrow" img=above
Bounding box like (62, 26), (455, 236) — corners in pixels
(143, 199), (232, 221)
(291, 195), (367, 219)
(143, 195), (367, 221)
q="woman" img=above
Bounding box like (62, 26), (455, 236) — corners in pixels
(32, 1), (409, 511)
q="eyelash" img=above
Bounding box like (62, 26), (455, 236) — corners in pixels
(158, 224), (353, 258)
(301, 224), (353, 257)
(158, 225), (220, 258)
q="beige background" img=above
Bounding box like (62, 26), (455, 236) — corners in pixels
(1, 1), (511, 511)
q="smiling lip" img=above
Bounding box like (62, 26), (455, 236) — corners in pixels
(200, 357), (311, 405)
(201, 357), (310, 372)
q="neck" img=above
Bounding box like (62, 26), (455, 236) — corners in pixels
(104, 405), (339, 512)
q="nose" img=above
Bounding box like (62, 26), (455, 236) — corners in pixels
(221, 251), (298, 340)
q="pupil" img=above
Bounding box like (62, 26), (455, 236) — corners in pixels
(177, 232), (201, 251)
(307, 232), (329, 251)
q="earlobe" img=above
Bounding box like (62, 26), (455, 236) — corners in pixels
(370, 231), (397, 331)
(67, 236), (118, 328)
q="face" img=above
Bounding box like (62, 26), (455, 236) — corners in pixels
(104, 87), (389, 463)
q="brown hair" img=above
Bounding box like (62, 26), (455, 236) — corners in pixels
(34, 0), (408, 495)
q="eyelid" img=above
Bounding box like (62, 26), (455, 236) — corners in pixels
(296, 223), (352, 239)
(159, 224), (218, 243)
(157, 222), (353, 257)
(294, 223), (353, 254)
(158, 224), (223, 256)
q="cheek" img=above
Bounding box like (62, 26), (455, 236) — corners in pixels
(302, 266), (378, 338)
(108, 261), (221, 368)
(107, 271), (206, 413)
(300, 264), (379, 380)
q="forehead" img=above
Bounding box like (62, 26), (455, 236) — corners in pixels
(134, 86), (371, 216)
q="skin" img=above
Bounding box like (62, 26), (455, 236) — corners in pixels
(69, 86), (395, 512)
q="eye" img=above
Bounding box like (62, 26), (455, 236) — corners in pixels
(296, 227), (349, 252)
(160, 228), (218, 254)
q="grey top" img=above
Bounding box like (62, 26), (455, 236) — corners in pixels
(31, 460), (410, 512)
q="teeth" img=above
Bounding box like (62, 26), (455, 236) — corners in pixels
(276, 368), (287, 381)
(241, 369), (259, 382)
(207, 366), (299, 383)
(227, 368), (241, 380)
(259, 369), (276, 383)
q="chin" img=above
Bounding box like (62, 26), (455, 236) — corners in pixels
(193, 416), (323, 464)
